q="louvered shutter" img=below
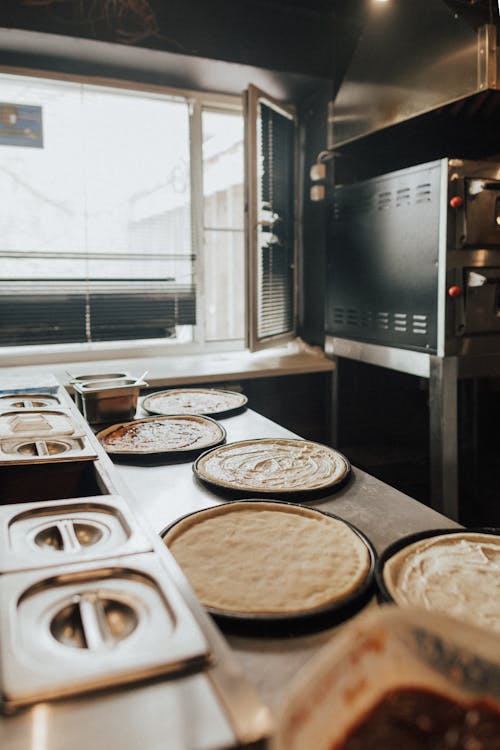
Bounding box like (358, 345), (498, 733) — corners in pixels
(245, 85), (297, 351)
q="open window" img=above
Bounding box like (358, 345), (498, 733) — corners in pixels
(245, 85), (298, 352)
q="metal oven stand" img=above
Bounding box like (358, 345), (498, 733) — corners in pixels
(326, 336), (500, 521)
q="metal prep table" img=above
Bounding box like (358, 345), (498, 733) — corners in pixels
(113, 405), (459, 716)
(0, 398), (458, 749)
(325, 336), (500, 524)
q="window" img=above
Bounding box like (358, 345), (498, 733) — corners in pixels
(0, 72), (297, 361)
(0, 71), (245, 357)
(202, 109), (245, 343)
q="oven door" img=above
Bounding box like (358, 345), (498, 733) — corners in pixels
(462, 268), (500, 334)
(461, 178), (500, 247)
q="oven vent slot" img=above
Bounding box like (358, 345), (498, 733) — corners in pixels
(333, 196), (372, 220)
(374, 184), (434, 210)
(333, 307), (345, 325)
(377, 191), (392, 211)
(396, 188), (411, 208)
(330, 308), (430, 340)
(376, 312), (390, 330)
(332, 308), (373, 327)
(412, 314), (428, 335)
(346, 308), (359, 326)
(416, 183), (432, 204)
(393, 313), (408, 332)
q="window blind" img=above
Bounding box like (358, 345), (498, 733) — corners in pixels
(0, 278), (196, 345)
(256, 99), (296, 341)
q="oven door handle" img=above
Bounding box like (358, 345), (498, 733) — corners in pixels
(467, 271), (500, 287)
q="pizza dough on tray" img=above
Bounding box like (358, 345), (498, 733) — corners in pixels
(383, 531), (500, 633)
(98, 415), (225, 454)
(163, 501), (371, 615)
(194, 438), (350, 494)
(143, 388), (247, 416)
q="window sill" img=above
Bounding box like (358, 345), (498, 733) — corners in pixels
(0, 339), (334, 389)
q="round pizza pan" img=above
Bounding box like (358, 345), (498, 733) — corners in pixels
(161, 499), (376, 636)
(142, 388), (248, 419)
(96, 414), (226, 462)
(192, 438), (352, 502)
(375, 526), (500, 604)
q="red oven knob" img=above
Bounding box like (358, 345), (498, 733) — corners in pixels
(448, 285), (462, 298)
(449, 196), (463, 209)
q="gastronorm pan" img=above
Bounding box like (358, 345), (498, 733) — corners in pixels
(73, 378), (148, 425)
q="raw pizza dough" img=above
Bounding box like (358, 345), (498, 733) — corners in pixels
(383, 532), (500, 633)
(143, 388), (247, 416)
(163, 502), (371, 615)
(194, 438), (349, 493)
(98, 415), (224, 454)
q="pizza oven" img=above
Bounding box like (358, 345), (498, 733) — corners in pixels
(326, 157), (500, 358)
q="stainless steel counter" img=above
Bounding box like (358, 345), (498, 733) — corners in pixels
(0, 402), (458, 749)
(115, 407), (459, 714)
(0, 396), (273, 750)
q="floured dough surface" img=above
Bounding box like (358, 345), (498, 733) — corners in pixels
(143, 388), (247, 416)
(383, 532), (500, 633)
(195, 438), (349, 493)
(98, 415), (224, 454)
(163, 502), (371, 614)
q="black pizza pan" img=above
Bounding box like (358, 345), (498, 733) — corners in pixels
(142, 388), (248, 419)
(96, 414), (226, 464)
(375, 526), (500, 604)
(161, 499), (376, 637)
(192, 439), (352, 503)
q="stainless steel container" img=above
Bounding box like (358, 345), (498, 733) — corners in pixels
(70, 373), (130, 414)
(70, 373), (129, 383)
(73, 378), (148, 425)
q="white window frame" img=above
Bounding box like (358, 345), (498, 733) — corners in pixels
(0, 67), (245, 367)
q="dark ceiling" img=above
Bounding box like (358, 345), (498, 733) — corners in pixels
(0, 0), (366, 83)
(1, 1), (497, 86)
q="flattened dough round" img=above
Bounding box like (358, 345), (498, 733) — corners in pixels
(163, 502), (371, 615)
(383, 531), (500, 633)
(194, 438), (350, 494)
(143, 388), (247, 416)
(98, 415), (224, 454)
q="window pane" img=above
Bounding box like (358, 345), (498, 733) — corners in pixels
(202, 109), (244, 341)
(0, 75), (86, 277)
(0, 73), (194, 346)
(203, 230), (245, 341)
(202, 110), (244, 230)
(83, 86), (192, 285)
